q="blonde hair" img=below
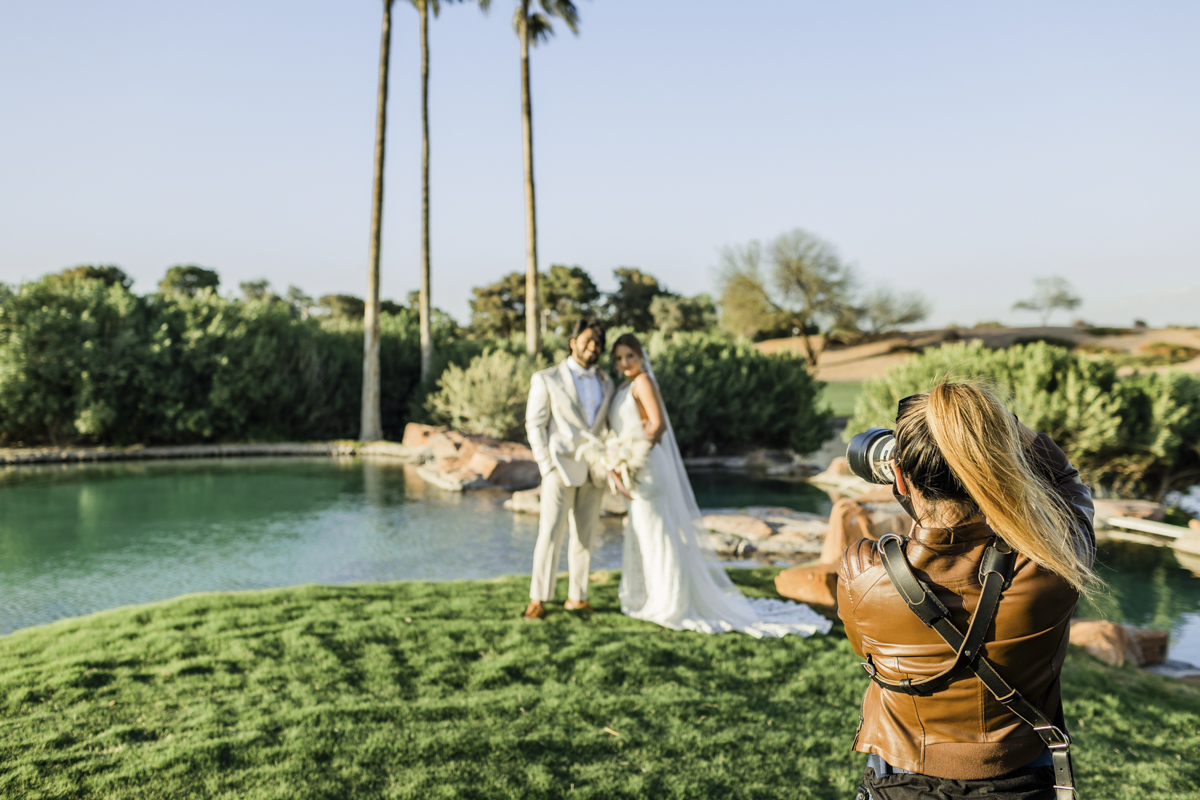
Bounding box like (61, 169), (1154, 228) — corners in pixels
(895, 381), (1097, 596)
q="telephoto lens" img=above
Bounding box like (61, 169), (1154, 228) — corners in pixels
(846, 427), (898, 484)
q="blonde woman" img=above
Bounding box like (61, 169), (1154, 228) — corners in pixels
(838, 382), (1098, 799)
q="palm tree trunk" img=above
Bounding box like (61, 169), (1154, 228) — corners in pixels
(361, 0), (394, 442)
(519, 0), (540, 355)
(418, 0), (433, 381)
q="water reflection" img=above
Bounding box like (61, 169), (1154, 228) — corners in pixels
(1078, 539), (1200, 664)
(1, 458), (1198, 665)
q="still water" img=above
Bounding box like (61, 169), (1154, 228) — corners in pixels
(1, 458), (1197, 664)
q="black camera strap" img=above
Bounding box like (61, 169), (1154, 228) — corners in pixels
(862, 533), (1078, 800)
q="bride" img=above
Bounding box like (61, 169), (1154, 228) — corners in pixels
(607, 333), (831, 638)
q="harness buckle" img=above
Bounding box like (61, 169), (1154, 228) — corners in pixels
(1034, 724), (1071, 748)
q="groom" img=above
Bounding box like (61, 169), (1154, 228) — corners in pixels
(522, 319), (615, 621)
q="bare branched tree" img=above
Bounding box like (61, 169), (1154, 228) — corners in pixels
(718, 229), (857, 367)
(1013, 276), (1082, 326)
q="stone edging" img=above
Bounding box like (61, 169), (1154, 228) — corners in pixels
(0, 441), (425, 466)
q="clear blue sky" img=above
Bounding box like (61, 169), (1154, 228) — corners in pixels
(2, 1), (1197, 327)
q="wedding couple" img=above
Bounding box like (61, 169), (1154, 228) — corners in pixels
(522, 319), (830, 638)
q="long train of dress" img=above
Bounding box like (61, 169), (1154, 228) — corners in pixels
(611, 383), (831, 638)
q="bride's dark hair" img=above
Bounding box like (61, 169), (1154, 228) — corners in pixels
(611, 333), (647, 363)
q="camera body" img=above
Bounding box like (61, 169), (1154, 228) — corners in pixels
(846, 427), (898, 485)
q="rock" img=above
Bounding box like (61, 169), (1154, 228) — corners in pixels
(1092, 499), (1165, 528)
(827, 457), (853, 476)
(774, 562), (839, 608)
(701, 514), (775, 541)
(1144, 660), (1200, 684)
(1127, 626), (1170, 667)
(754, 537), (824, 557)
(1191, 519), (1200, 532)
(768, 518), (830, 538)
(503, 485), (628, 516)
(416, 464), (491, 492)
(1173, 531), (1200, 556)
(401, 423), (449, 449)
(1067, 619), (1165, 668)
(859, 501), (914, 539)
(1070, 619), (1133, 667)
(709, 533), (755, 557)
(505, 487), (543, 514)
(465, 452), (541, 490)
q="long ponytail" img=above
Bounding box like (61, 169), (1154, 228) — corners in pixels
(896, 381), (1098, 596)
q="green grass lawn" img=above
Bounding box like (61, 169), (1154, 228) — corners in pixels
(819, 382), (863, 418)
(2, 569), (1198, 799)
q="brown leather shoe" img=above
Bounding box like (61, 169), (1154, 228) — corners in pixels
(563, 599), (594, 612)
(522, 601), (546, 621)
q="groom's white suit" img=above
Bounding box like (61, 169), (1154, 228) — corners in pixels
(525, 358), (615, 603)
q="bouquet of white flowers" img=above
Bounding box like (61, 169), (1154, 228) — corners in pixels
(574, 428), (652, 499)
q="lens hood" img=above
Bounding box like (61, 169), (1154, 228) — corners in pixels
(846, 427), (897, 484)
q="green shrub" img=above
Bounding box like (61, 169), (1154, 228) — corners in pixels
(425, 349), (549, 441)
(0, 274), (447, 445)
(847, 340), (1200, 498)
(646, 331), (830, 456)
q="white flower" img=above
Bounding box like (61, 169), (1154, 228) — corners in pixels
(574, 428), (652, 495)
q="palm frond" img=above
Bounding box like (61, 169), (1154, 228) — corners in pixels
(539, 0), (579, 34)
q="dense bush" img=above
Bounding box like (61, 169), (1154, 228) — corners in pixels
(0, 274), (448, 445)
(645, 331), (830, 456)
(425, 349), (548, 441)
(846, 340), (1200, 498)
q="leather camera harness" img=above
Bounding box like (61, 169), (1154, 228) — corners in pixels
(860, 532), (1078, 800)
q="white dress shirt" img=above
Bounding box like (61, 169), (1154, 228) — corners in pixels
(566, 356), (603, 427)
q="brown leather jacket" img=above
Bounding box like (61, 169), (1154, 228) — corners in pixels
(836, 433), (1095, 780)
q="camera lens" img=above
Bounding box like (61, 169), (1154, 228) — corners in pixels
(846, 428), (897, 484)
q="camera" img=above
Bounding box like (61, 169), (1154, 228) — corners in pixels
(846, 427), (897, 485)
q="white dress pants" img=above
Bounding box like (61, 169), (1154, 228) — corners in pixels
(529, 470), (605, 602)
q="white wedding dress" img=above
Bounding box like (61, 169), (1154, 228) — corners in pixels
(610, 378), (832, 638)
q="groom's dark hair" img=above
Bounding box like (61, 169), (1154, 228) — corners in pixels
(571, 318), (606, 349)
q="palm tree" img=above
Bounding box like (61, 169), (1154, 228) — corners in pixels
(480, 0), (580, 354)
(361, 0), (396, 442)
(410, 0), (458, 381)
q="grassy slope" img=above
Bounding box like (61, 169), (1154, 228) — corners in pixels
(1, 570), (1197, 800)
(819, 382), (863, 418)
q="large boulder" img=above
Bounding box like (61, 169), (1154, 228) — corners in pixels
(405, 423), (541, 492)
(1069, 619), (1170, 668)
(701, 514), (775, 541)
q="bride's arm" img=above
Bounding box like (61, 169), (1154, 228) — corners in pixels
(631, 373), (667, 445)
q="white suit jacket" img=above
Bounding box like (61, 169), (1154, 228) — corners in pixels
(526, 360), (615, 487)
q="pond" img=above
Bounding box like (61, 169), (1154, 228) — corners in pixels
(1, 457), (1198, 665)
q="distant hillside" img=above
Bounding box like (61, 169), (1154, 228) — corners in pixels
(755, 325), (1200, 382)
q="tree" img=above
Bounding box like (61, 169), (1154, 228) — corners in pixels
(1013, 276), (1082, 326)
(480, 0), (580, 354)
(362, 0), (396, 441)
(159, 265), (220, 297)
(718, 229), (856, 366)
(320, 294), (367, 320)
(650, 293), (717, 336)
(543, 264), (601, 335)
(467, 264), (598, 339)
(408, 0), (463, 382)
(285, 286), (314, 318)
(240, 279), (272, 302)
(57, 265), (133, 290)
(608, 267), (669, 332)
(860, 287), (931, 334)
(469, 272), (527, 339)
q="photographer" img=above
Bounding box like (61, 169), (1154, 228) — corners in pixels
(837, 381), (1098, 800)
